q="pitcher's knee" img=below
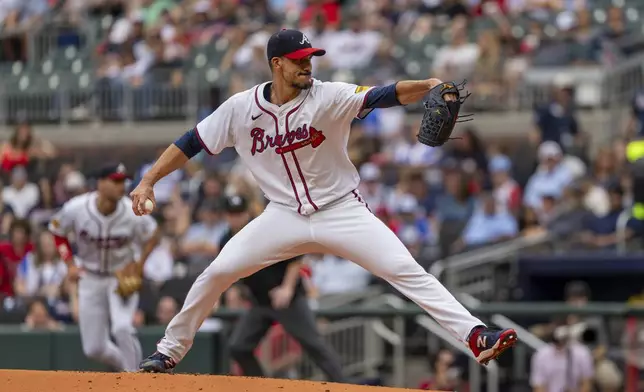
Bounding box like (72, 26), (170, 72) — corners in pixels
(202, 259), (247, 284)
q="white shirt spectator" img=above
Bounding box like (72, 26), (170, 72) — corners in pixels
(324, 29), (381, 70)
(16, 252), (67, 298)
(143, 237), (175, 284)
(121, 40), (156, 80)
(3, 167), (39, 218)
(523, 142), (574, 209)
(392, 141), (443, 167)
(432, 29), (480, 81)
(310, 254), (372, 295)
(530, 342), (594, 392)
(233, 31), (271, 68)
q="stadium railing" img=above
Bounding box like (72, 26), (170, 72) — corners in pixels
(429, 233), (554, 300)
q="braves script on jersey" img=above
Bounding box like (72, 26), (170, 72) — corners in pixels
(196, 79), (374, 215)
(49, 192), (158, 274)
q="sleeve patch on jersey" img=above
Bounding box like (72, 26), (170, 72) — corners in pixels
(355, 86), (371, 94)
(50, 219), (60, 229)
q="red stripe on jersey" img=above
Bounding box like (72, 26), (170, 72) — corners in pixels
(254, 85), (303, 214)
(284, 95), (318, 211)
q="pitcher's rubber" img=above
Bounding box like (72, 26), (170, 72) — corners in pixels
(0, 370), (434, 391)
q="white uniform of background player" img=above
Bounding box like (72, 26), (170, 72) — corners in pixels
(49, 165), (158, 372)
(136, 29), (516, 372)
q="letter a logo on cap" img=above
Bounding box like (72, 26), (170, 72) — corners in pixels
(300, 35), (310, 45)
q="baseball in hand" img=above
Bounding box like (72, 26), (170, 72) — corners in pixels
(144, 199), (154, 213)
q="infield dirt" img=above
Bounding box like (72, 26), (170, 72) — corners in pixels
(0, 370), (429, 392)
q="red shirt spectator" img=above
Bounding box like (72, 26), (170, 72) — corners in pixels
(300, 1), (340, 28)
(0, 219), (34, 297)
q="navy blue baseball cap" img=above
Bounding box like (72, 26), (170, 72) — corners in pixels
(266, 29), (326, 61)
(96, 162), (131, 181)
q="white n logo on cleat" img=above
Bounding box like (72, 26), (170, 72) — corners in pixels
(477, 335), (487, 347)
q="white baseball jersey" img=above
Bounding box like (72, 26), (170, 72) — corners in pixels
(49, 192), (158, 274)
(196, 79), (375, 215)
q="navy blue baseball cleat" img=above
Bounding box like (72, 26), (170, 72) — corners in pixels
(467, 326), (518, 365)
(138, 351), (177, 373)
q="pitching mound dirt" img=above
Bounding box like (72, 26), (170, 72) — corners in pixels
(0, 370), (429, 392)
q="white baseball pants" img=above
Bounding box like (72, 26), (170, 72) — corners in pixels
(78, 273), (142, 371)
(157, 191), (483, 362)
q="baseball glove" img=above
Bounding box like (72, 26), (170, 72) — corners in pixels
(115, 262), (143, 299)
(417, 80), (473, 147)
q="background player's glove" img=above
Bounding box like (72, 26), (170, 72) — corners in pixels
(417, 80), (472, 147)
(115, 262), (143, 299)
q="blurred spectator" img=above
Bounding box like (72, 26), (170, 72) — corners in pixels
(0, 219), (33, 298)
(453, 191), (518, 252)
(627, 87), (644, 138)
(142, 215), (175, 286)
(192, 172), (225, 212)
(432, 18), (479, 82)
(180, 200), (226, 276)
(390, 125), (444, 168)
(577, 183), (635, 250)
(324, 13), (381, 70)
(489, 155), (521, 215)
(390, 194), (432, 243)
(29, 178), (58, 227)
(225, 27), (273, 93)
(523, 141), (573, 210)
(532, 77), (583, 154)
(357, 163), (391, 213)
(155, 295), (178, 325)
(471, 30), (504, 103)
(591, 146), (618, 188)
(309, 254), (372, 296)
(22, 297), (63, 331)
(418, 348), (467, 391)
(542, 182), (589, 238)
(0, 123), (57, 175)
(14, 231), (67, 304)
(434, 168), (475, 256)
(299, 0), (341, 29)
(444, 127), (488, 178)
(406, 171), (438, 218)
(530, 323), (594, 392)
(53, 164), (83, 206)
(0, 181), (14, 236)
(531, 281), (609, 351)
(0, 0), (49, 61)
(3, 166), (40, 219)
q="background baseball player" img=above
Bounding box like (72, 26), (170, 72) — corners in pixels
(133, 29), (517, 374)
(49, 163), (159, 372)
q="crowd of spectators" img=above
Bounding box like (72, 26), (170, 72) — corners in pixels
(1, 0), (643, 114)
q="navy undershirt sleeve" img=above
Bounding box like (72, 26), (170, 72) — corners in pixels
(363, 83), (401, 109)
(174, 128), (203, 159)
